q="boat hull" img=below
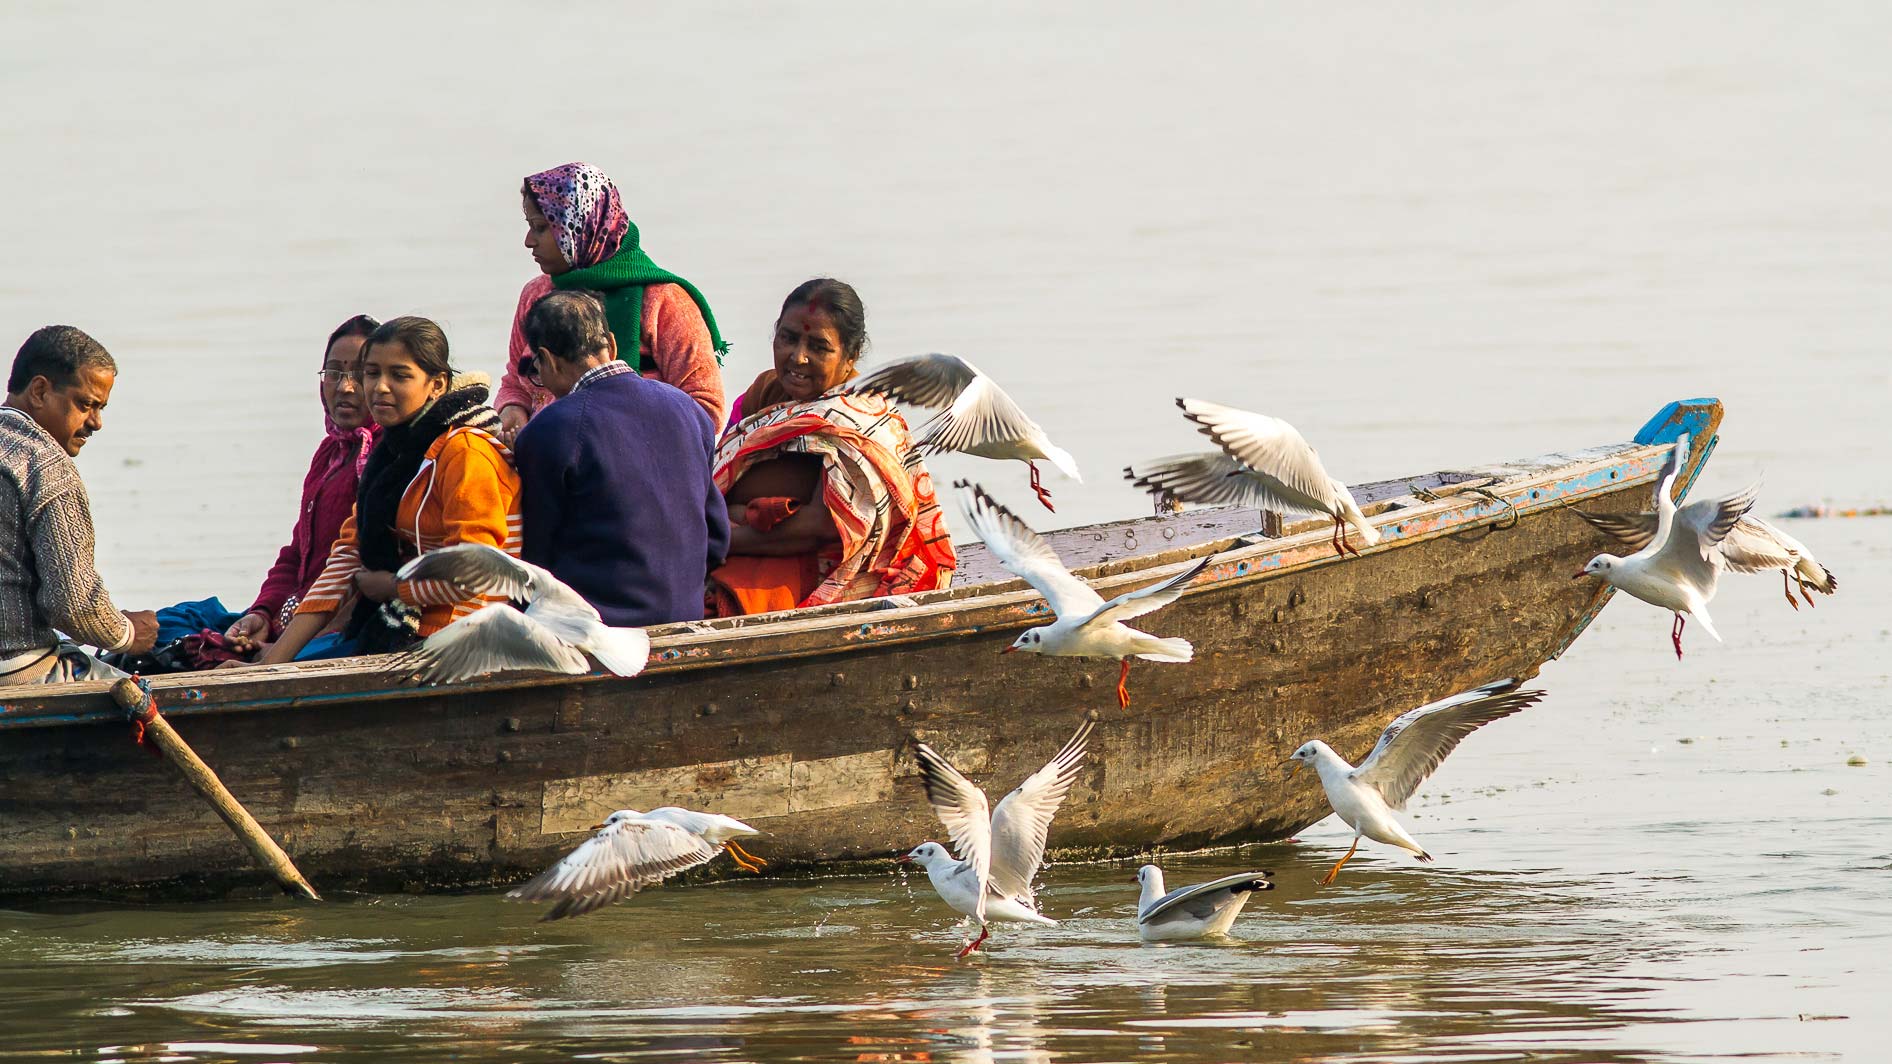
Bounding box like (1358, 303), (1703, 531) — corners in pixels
(0, 401), (1721, 899)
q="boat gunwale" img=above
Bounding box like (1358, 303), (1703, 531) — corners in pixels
(0, 437), (1679, 730)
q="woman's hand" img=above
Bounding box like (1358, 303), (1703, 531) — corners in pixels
(355, 570), (400, 603)
(498, 404), (529, 446)
(224, 611), (269, 650)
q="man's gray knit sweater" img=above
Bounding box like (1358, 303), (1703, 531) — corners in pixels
(0, 407), (131, 658)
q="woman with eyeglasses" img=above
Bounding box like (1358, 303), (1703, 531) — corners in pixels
(495, 161), (729, 444)
(255, 316), (522, 664)
(218, 314), (381, 660)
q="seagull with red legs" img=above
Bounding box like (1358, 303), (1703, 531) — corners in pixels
(843, 353), (1080, 511)
(899, 719), (1092, 957)
(959, 481), (1206, 708)
(1575, 434), (1759, 659)
(1574, 508), (1835, 612)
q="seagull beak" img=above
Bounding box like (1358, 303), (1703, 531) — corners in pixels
(1000, 645), (1017, 655)
(588, 822), (606, 830)
(895, 854), (913, 864)
(1283, 759), (1301, 778)
(1571, 570), (1589, 580)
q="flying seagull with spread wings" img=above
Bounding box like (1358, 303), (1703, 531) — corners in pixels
(387, 543), (650, 684)
(506, 806), (764, 921)
(900, 719), (1093, 957)
(1575, 435), (1760, 658)
(1286, 679), (1545, 885)
(845, 353), (1080, 511)
(1574, 508), (1834, 612)
(960, 480), (1206, 708)
(1125, 399), (1379, 557)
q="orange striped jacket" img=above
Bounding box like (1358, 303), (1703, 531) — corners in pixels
(296, 425), (522, 637)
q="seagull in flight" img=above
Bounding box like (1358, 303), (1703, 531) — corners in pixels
(1286, 679), (1545, 885)
(387, 543), (650, 684)
(845, 353), (1080, 511)
(959, 480), (1206, 708)
(900, 719), (1092, 957)
(1134, 866), (1274, 942)
(1126, 399), (1379, 557)
(506, 807), (764, 921)
(1574, 508), (1835, 612)
(1574, 435), (1760, 658)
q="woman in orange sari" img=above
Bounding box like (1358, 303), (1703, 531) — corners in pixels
(710, 279), (955, 615)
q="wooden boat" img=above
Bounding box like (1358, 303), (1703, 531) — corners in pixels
(0, 400), (1723, 900)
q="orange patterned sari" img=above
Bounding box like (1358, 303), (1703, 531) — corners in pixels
(709, 391), (955, 615)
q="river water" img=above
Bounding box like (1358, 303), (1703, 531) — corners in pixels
(2, 2), (1888, 1060)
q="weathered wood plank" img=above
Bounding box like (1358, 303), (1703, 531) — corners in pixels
(0, 414), (1717, 899)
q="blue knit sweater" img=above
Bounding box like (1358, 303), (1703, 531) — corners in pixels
(515, 371), (729, 627)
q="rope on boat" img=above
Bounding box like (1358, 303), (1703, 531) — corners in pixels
(126, 673), (163, 759)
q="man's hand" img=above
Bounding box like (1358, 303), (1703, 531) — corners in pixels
(355, 570), (400, 603)
(122, 610), (159, 655)
(498, 404), (529, 446)
(224, 611), (269, 650)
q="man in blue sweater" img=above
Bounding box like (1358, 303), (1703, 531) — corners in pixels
(514, 291), (729, 626)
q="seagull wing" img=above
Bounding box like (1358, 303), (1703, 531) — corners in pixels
(914, 741), (993, 922)
(389, 604), (589, 685)
(913, 372), (1051, 458)
(1352, 680), (1545, 810)
(1653, 483), (1760, 592)
(958, 481), (1104, 617)
(987, 719), (1093, 902)
(505, 816), (721, 921)
(1633, 435), (1688, 563)
(1572, 509), (1659, 553)
(1139, 871), (1273, 925)
(844, 352), (981, 409)
(1075, 556), (1210, 629)
(1175, 398), (1339, 515)
(1714, 516), (1799, 575)
(1123, 452), (1301, 512)
(395, 542), (538, 600)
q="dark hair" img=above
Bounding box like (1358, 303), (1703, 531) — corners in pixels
(361, 316), (453, 380)
(522, 291), (612, 364)
(8, 325), (117, 395)
(779, 278), (868, 360)
(323, 314), (380, 361)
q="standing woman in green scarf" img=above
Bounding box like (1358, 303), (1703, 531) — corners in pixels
(497, 162), (728, 443)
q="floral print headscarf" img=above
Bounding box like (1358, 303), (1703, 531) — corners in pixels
(524, 162), (630, 270)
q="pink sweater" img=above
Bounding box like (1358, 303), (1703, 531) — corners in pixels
(496, 275), (725, 426)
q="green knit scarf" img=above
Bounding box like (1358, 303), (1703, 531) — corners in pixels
(552, 221), (728, 372)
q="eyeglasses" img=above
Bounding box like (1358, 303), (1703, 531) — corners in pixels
(519, 355), (543, 387)
(316, 367), (362, 385)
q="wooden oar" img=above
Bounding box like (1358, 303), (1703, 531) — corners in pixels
(110, 676), (320, 901)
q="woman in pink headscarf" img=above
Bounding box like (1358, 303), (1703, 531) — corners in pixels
(496, 162), (728, 442)
(220, 315), (381, 656)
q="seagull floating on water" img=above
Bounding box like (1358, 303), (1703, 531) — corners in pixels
(387, 543), (650, 684)
(1134, 866), (1274, 942)
(1574, 435), (1760, 658)
(959, 481), (1205, 708)
(507, 806), (764, 921)
(1126, 399), (1379, 557)
(1575, 508), (1835, 612)
(901, 719), (1093, 957)
(845, 353), (1080, 511)
(1286, 679), (1545, 885)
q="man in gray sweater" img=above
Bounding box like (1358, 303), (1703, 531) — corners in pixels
(0, 326), (157, 685)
